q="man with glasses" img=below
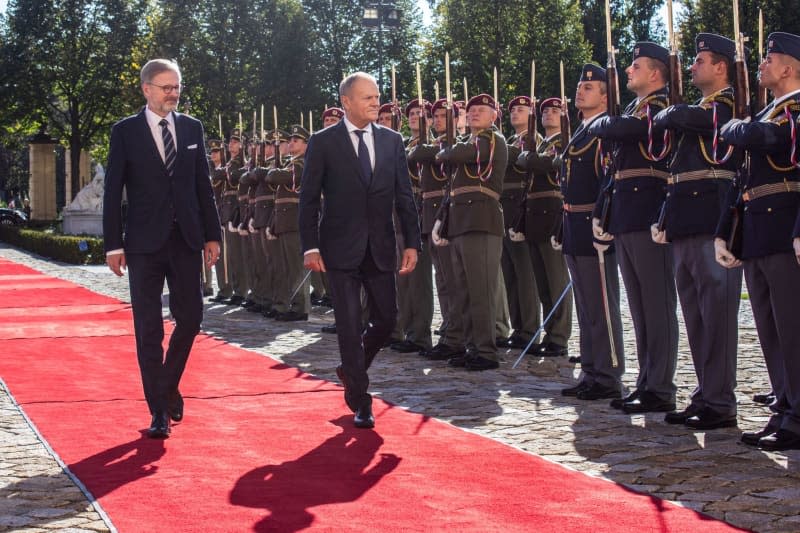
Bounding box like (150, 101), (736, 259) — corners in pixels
(103, 59), (221, 438)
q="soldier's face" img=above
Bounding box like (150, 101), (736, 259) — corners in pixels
(625, 57), (652, 92)
(575, 81), (606, 113)
(408, 107), (423, 131)
(690, 52), (717, 89)
(288, 138), (307, 156)
(341, 78), (380, 127)
(229, 139), (241, 156)
(468, 105), (496, 130)
(264, 144), (275, 159)
(758, 52), (798, 89)
(541, 106), (560, 129)
(323, 116), (340, 128)
(377, 112), (393, 127)
(509, 105), (529, 128)
(432, 108), (448, 133)
(142, 70), (181, 117)
(211, 151), (221, 165)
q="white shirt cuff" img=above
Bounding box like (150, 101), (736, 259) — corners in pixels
(106, 249), (124, 256)
(303, 248), (320, 256)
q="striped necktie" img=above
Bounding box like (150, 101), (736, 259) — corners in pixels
(159, 118), (176, 175)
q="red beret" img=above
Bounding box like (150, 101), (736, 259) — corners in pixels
(431, 98), (460, 117)
(539, 97), (562, 113)
(322, 107), (344, 120)
(466, 93), (497, 112)
(378, 103), (394, 114)
(404, 99), (433, 117)
(507, 96), (532, 112)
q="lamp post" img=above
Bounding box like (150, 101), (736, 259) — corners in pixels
(362, 2), (401, 97)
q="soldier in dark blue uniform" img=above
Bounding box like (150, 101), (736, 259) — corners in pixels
(716, 32), (800, 451)
(589, 42), (679, 413)
(556, 65), (625, 400)
(651, 33), (742, 430)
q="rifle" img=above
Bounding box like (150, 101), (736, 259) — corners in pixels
(218, 113), (229, 285)
(416, 63), (429, 145)
(439, 52), (455, 240)
(756, 9), (768, 110)
(598, 0), (620, 233)
(391, 65), (401, 131)
(559, 61), (571, 143)
(511, 60), (538, 237)
(494, 67), (502, 132)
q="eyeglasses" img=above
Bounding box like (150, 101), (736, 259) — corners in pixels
(147, 82), (183, 94)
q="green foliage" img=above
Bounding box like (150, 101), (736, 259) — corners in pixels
(0, 226), (105, 265)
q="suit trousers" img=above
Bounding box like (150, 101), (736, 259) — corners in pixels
(615, 230), (679, 401)
(673, 235), (741, 416)
(126, 226), (203, 414)
(501, 236), (539, 340)
(527, 238), (572, 346)
(396, 237), (433, 348)
(451, 232), (502, 360)
(566, 253), (625, 389)
(327, 248), (397, 411)
(745, 252), (800, 434)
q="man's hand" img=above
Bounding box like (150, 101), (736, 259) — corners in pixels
(550, 235), (562, 251)
(304, 251), (326, 273)
(106, 253), (126, 277)
(714, 237), (742, 268)
(399, 248), (418, 275)
(794, 237), (800, 265)
(204, 241), (221, 269)
(592, 217), (614, 242)
(650, 223), (668, 244)
(431, 219), (449, 247)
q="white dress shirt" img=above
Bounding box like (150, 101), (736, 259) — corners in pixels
(343, 115), (376, 171)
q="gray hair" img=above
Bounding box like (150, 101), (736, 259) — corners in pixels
(140, 59), (182, 85)
(339, 72), (378, 98)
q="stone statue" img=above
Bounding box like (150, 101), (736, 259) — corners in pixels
(67, 164), (105, 212)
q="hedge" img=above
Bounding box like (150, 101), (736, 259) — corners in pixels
(0, 226), (105, 265)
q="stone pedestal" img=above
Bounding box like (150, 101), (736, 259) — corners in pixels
(65, 149), (92, 205)
(62, 211), (103, 236)
(28, 132), (59, 221)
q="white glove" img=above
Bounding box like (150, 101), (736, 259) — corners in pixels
(508, 228), (526, 242)
(593, 240), (610, 253)
(592, 217), (614, 242)
(550, 235), (562, 251)
(237, 224), (248, 236)
(266, 226), (278, 241)
(248, 218), (256, 234)
(227, 221), (236, 233)
(431, 220), (449, 247)
(650, 223), (668, 244)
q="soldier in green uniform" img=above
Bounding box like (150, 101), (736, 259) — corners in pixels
(208, 139), (232, 302)
(517, 97), (573, 356)
(239, 136), (266, 313)
(220, 129), (247, 305)
(235, 133), (258, 309)
(434, 94), (508, 370)
(266, 125), (311, 320)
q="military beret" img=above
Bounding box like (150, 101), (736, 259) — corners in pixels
(539, 97), (562, 113)
(404, 99), (433, 117)
(378, 103), (394, 114)
(278, 129), (290, 142)
(466, 93), (498, 112)
(229, 128), (243, 142)
(767, 32), (800, 62)
(431, 98), (460, 117)
(322, 107), (344, 120)
(207, 139), (223, 152)
(580, 63), (607, 83)
(696, 33), (736, 63)
(507, 96), (532, 112)
(633, 41), (670, 66)
(289, 125), (310, 141)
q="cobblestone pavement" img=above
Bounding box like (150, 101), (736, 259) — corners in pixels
(1, 242), (799, 532)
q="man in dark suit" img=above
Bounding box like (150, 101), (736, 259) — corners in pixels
(299, 72), (421, 429)
(103, 59), (221, 439)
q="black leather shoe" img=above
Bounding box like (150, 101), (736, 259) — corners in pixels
(568, 355), (582, 364)
(664, 405), (703, 425)
(226, 295), (244, 306)
(382, 337), (403, 348)
(506, 332), (532, 349)
(241, 298), (256, 308)
(447, 353), (470, 367)
(203, 288), (214, 297)
(390, 340), (425, 353)
(275, 311), (308, 322)
(577, 383), (621, 401)
(321, 323), (337, 334)
(561, 381), (590, 397)
(148, 412), (170, 439)
(318, 295), (333, 308)
(753, 391), (775, 405)
(465, 355), (500, 371)
(621, 391), (676, 414)
(423, 343), (464, 361)
(534, 342), (568, 357)
(741, 424), (780, 446)
(263, 308), (279, 318)
(610, 390), (639, 410)
(758, 429), (800, 451)
(495, 336), (510, 347)
(684, 408), (737, 430)
(247, 304), (264, 313)
(167, 390), (184, 422)
(354, 399), (375, 429)
(210, 293), (229, 303)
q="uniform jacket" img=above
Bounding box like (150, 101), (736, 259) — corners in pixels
(408, 133), (452, 235)
(518, 132), (563, 242)
(267, 156), (303, 235)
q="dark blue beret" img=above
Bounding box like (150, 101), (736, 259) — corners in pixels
(696, 33), (736, 63)
(633, 41), (669, 66)
(767, 32), (800, 62)
(580, 64), (607, 83)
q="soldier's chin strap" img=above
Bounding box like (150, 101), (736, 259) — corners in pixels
(709, 102), (735, 164)
(645, 103), (671, 161)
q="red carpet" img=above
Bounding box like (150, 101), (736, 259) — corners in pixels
(0, 258), (745, 532)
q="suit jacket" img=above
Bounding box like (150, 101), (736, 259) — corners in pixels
(103, 109), (221, 254)
(299, 120), (421, 272)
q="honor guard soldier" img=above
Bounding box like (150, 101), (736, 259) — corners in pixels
(220, 129), (247, 305)
(248, 136), (279, 317)
(556, 64), (625, 400)
(266, 125), (311, 321)
(434, 94), (509, 370)
(236, 133), (259, 309)
(651, 34), (742, 430)
(589, 42), (679, 413)
(391, 99), (434, 353)
(322, 107), (344, 128)
(516, 97), (573, 356)
(716, 32), (800, 451)
(239, 137), (266, 313)
(377, 103), (395, 129)
(408, 98), (465, 360)
(501, 95), (541, 351)
(208, 139), (232, 302)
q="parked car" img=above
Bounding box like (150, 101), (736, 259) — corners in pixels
(0, 207), (27, 226)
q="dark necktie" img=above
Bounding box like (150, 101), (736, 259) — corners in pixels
(354, 129), (372, 186)
(159, 118), (176, 176)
